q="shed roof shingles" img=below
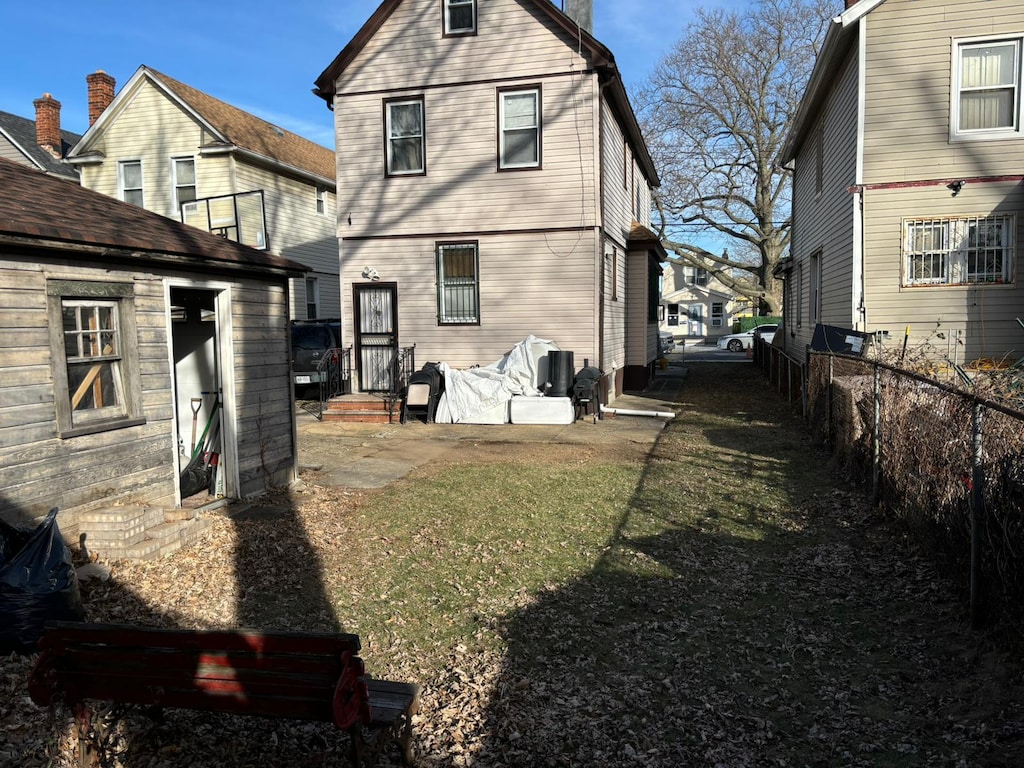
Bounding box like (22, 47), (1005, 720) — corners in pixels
(0, 157), (308, 275)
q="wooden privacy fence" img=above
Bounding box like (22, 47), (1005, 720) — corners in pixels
(803, 351), (1024, 628)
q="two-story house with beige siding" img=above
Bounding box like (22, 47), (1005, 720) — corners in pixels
(312, 0), (664, 401)
(66, 68), (340, 323)
(779, 0), (1024, 367)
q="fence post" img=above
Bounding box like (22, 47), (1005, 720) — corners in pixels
(970, 402), (985, 629)
(826, 355), (834, 444)
(872, 363), (882, 506)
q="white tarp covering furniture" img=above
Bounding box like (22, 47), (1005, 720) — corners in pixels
(434, 335), (560, 424)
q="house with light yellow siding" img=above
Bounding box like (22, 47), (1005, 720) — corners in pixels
(66, 67), (339, 323)
(312, 0), (663, 400)
(660, 262), (748, 344)
(779, 0), (1024, 366)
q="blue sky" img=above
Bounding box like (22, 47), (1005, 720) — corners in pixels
(0, 0), (722, 149)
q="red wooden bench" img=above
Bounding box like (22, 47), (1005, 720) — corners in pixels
(28, 621), (419, 768)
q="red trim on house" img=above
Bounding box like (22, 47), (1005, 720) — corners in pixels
(847, 175), (1024, 194)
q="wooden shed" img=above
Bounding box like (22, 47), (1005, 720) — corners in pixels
(0, 158), (308, 558)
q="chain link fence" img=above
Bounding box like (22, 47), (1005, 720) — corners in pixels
(806, 352), (1024, 626)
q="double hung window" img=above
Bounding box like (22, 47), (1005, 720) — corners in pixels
(119, 160), (143, 207)
(954, 37), (1022, 138)
(172, 157), (197, 212)
(436, 242), (479, 324)
(444, 0), (476, 35)
(711, 302), (724, 327)
(499, 87), (541, 169)
(385, 98), (425, 176)
(903, 215), (1014, 286)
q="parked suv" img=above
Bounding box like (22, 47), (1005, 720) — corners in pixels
(290, 319), (341, 392)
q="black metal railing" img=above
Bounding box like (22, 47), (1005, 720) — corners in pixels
(301, 347), (352, 421)
(387, 345), (416, 422)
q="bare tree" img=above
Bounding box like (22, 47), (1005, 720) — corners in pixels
(637, 0), (833, 314)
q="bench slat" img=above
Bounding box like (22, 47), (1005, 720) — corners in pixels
(40, 621), (361, 656)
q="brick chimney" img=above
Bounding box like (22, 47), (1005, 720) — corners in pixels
(564, 0), (593, 34)
(845, 0), (859, 7)
(33, 93), (62, 157)
(86, 70), (116, 126)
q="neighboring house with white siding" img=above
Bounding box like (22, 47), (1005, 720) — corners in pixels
(312, 0), (664, 399)
(0, 94), (81, 179)
(66, 68), (340, 323)
(778, 0), (1024, 365)
(0, 157), (307, 558)
(661, 262), (747, 344)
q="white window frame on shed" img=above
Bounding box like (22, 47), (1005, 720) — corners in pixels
(951, 36), (1023, 140)
(118, 160), (144, 207)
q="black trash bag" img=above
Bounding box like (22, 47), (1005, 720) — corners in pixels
(0, 507), (86, 655)
(179, 451), (211, 498)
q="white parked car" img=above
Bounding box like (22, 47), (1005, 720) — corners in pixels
(716, 324), (779, 352)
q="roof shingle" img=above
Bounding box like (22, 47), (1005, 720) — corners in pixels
(0, 157), (308, 275)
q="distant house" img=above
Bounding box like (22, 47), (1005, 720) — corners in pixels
(0, 157), (307, 558)
(312, 0), (664, 399)
(0, 94), (80, 179)
(66, 68), (340, 323)
(661, 263), (747, 343)
(778, 0), (1024, 365)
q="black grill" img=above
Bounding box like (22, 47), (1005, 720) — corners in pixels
(572, 366), (603, 421)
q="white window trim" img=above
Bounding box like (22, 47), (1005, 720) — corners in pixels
(950, 35), (1023, 142)
(315, 186), (328, 216)
(499, 87), (541, 170)
(172, 156), (197, 213)
(118, 159), (143, 207)
(385, 98), (425, 176)
(902, 214), (1015, 287)
(711, 301), (725, 327)
(444, 0), (476, 35)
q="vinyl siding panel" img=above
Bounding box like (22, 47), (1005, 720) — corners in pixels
(861, 180), (1024, 362)
(79, 81), (230, 219)
(336, 0), (591, 94)
(0, 135), (31, 166)
(233, 163), (340, 319)
(337, 74), (597, 237)
(340, 230), (599, 370)
(862, 0), (1024, 184)
(788, 46), (860, 358)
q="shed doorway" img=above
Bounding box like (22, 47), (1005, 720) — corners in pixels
(170, 287), (229, 504)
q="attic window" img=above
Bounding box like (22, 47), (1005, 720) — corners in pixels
(444, 0), (476, 36)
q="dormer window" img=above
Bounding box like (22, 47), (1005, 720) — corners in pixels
(444, 0), (476, 36)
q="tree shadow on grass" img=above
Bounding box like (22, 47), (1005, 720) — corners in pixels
(471, 363), (1024, 768)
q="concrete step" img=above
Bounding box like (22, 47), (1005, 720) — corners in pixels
(322, 409), (394, 424)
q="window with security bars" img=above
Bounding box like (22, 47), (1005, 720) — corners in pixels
(903, 215), (1014, 286)
(437, 242), (479, 324)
